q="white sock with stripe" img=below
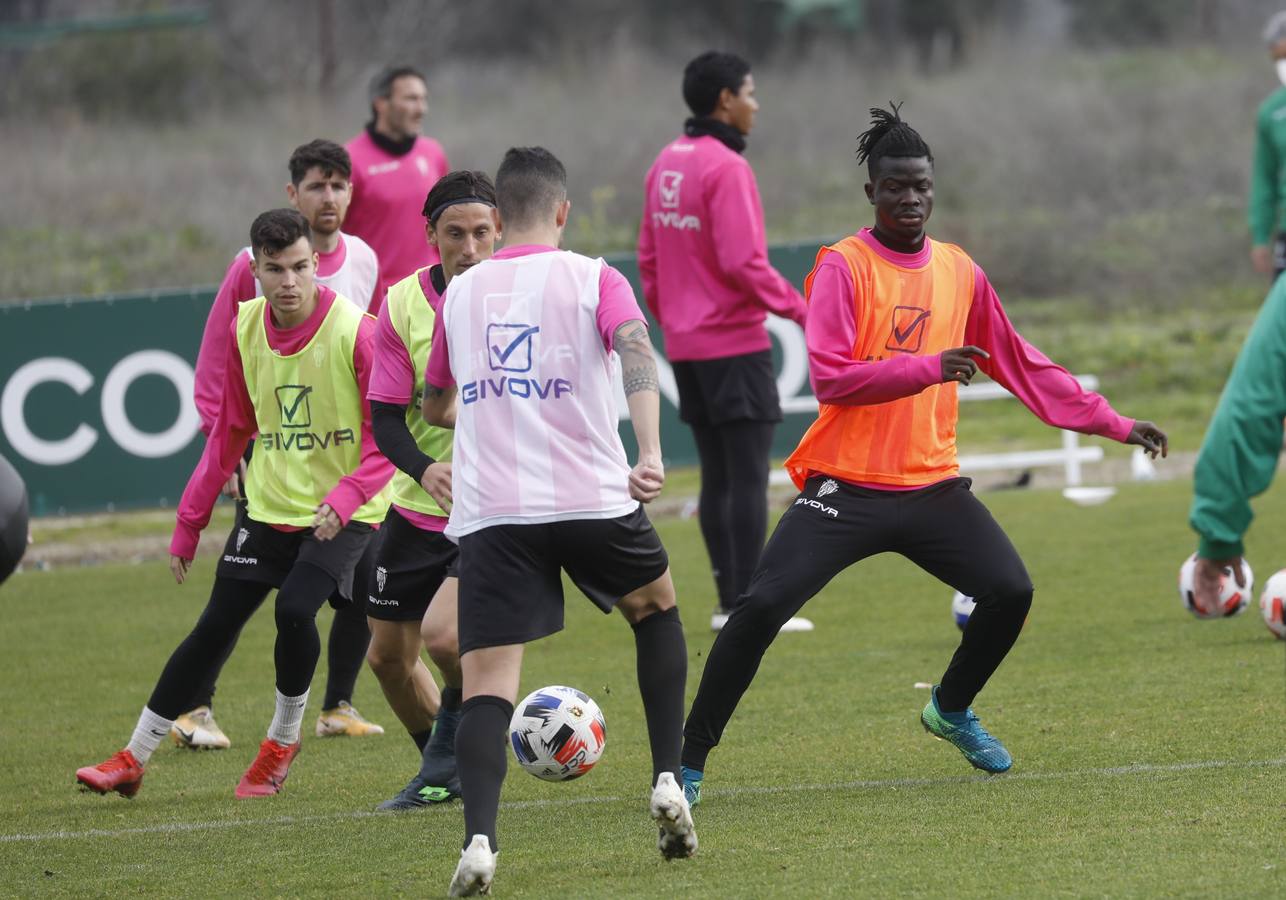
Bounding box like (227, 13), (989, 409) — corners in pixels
(267, 688), (309, 745)
(125, 706), (174, 766)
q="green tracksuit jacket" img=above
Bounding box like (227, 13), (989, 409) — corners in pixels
(1190, 277), (1286, 558)
(1250, 86), (1286, 247)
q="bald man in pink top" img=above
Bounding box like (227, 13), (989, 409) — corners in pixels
(346, 65), (450, 312)
(638, 51), (811, 635)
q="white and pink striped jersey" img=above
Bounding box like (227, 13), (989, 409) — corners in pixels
(427, 244), (647, 538)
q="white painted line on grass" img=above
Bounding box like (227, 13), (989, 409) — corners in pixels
(6, 755), (1284, 844)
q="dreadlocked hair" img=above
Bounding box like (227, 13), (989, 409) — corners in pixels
(856, 102), (932, 179)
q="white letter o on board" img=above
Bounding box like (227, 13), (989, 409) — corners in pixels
(100, 350), (200, 459)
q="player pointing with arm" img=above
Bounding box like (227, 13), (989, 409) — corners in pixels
(678, 105), (1167, 806)
(76, 209), (393, 800)
(421, 148), (695, 896)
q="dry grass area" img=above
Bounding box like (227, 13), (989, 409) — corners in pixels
(0, 42), (1270, 302)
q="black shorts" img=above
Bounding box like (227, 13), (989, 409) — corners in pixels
(366, 506), (459, 622)
(671, 349), (782, 427)
(456, 506), (669, 654)
(215, 504), (374, 600)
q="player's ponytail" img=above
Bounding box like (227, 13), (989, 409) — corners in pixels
(856, 102), (933, 179)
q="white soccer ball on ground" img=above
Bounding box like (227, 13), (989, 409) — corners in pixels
(1258, 569), (1286, 639)
(509, 685), (606, 781)
(951, 591), (976, 630)
(1177, 553), (1252, 619)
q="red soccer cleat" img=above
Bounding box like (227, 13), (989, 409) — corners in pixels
(76, 749), (145, 798)
(235, 739), (301, 798)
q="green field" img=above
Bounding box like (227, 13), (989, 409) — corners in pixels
(3, 477), (1285, 898)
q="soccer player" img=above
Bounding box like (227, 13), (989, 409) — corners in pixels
(1188, 273), (1286, 610)
(0, 453), (26, 586)
(638, 51), (812, 634)
(180, 139), (385, 750)
(365, 170), (499, 809)
(1250, 11), (1286, 279)
(421, 148), (696, 895)
(678, 106), (1169, 805)
(346, 65), (451, 309)
(75, 209), (393, 799)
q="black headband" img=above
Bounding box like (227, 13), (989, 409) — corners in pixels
(426, 197), (496, 224)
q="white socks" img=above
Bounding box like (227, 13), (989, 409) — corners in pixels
(125, 706), (175, 766)
(266, 688), (309, 745)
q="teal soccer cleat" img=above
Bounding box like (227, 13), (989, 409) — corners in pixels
(680, 765), (703, 808)
(920, 685), (1013, 773)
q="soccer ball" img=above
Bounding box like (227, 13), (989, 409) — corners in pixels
(509, 685), (606, 781)
(1177, 553), (1252, 619)
(1259, 569), (1286, 639)
(951, 591), (976, 630)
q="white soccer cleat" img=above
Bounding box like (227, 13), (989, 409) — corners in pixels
(448, 834), (497, 896)
(777, 615), (815, 633)
(711, 608), (815, 634)
(651, 771), (697, 860)
(170, 706), (231, 750)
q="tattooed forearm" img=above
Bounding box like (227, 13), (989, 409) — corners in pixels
(614, 320), (659, 396)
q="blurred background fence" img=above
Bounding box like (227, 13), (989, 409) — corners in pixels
(2, 0), (1283, 303)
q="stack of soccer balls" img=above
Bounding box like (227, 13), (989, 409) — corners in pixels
(1175, 553), (1286, 639)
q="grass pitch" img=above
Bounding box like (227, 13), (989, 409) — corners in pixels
(2, 477), (1285, 898)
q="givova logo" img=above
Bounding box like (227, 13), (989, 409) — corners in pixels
(260, 383), (356, 452)
(275, 385), (313, 428)
(659, 170), (683, 209)
(487, 324), (539, 373)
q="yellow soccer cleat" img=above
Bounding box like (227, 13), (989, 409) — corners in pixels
(171, 706), (232, 750)
(315, 701), (385, 737)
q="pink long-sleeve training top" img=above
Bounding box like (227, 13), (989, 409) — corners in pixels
(345, 131), (450, 311)
(193, 234), (379, 435)
(803, 228), (1132, 490)
(171, 286), (393, 559)
(637, 133), (807, 361)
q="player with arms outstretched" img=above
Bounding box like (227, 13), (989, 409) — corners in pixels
(678, 105), (1168, 804)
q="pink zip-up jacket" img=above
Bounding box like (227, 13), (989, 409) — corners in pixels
(171, 286), (393, 559)
(637, 134), (806, 361)
(805, 230), (1132, 489)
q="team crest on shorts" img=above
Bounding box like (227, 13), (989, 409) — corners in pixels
(376, 566), (387, 593)
(236, 527), (250, 552)
(818, 479), (839, 499)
